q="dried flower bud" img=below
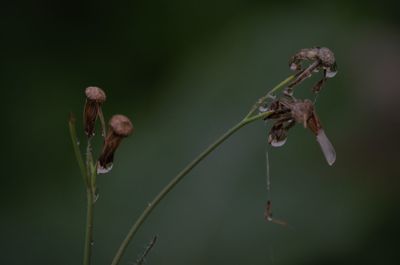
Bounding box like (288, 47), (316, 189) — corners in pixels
(268, 122), (288, 147)
(290, 99), (314, 128)
(97, 114), (133, 174)
(317, 47), (335, 68)
(266, 97), (336, 165)
(288, 47), (337, 93)
(84, 86), (106, 137)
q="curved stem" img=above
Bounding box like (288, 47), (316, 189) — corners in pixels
(111, 75), (293, 265)
(244, 74), (295, 119)
(110, 111), (273, 265)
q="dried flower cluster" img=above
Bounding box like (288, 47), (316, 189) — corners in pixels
(83, 87), (133, 173)
(263, 47), (337, 165)
(287, 47), (337, 94)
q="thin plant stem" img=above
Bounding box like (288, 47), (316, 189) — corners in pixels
(69, 114), (87, 186)
(83, 140), (96, 265)
(83, 187), (95, 265)
(110, 75), (294, 265)
(244, 74), (295, 119)
(68, 114), (96, 265)
(110, 119), (248, 265)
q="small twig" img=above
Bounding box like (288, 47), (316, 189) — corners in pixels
(69, 114), (88, 186)
(135, 236), (158, 265)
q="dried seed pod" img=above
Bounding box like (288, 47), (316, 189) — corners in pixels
(97, 114), (133, 174)
(84, 86), (106, 137)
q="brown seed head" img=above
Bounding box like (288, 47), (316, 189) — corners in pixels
(317, 47), (336, 68)
(109, 114), (134, 137)
(85, 86), (106, 103)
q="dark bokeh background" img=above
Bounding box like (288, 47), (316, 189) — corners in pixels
(1, 1), (400, 264)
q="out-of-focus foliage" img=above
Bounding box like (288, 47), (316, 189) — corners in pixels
(1, 1), (400, 264)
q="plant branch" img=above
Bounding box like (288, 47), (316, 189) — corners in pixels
(68, 114), (97, 265)
(83, 187), (95, 265)
(83, 139), (96, 265)
(68, 114), (88, 186)
(244, 74), (295, 119)
(110, 75), (294, 265)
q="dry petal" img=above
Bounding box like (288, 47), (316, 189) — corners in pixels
(316, 129), (336, 166)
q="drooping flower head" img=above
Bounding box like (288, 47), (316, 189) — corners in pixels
(84, 86), (106, 137)
(266, 97), (336, 165)
(287, 47), (337, 93)
(97, 114), (133, 174)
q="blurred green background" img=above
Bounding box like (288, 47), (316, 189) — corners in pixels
(1, 0), (400, 264)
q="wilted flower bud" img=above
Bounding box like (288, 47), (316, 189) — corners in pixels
(84, 86), (106, 137)
(268, 121), (289, 147)
(266, 97), (336, 165)
(289, 99), (317, 129)
(287, 47), (337, 94)
(317, 47), (337, 77)
(289, 47), (337, 77)
(97, 114), (133, 174)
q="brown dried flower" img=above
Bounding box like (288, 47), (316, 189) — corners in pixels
(287, 47), (337, 93)
(84, 86), (106, 137)
(97, 114), (133, 174)
(266, 97), (336, 165)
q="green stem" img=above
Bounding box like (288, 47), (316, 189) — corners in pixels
(68, 114), (87, 186)
(84, 140), (96, 265)
(110, 75), (293, 265)
(68, 114), (96, 265)
(83, 188), (95, 265)
(110, 111), (273, 265)
(244, 74), (295, 119)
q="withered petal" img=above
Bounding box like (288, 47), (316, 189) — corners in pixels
(316, 129), (336, 166)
